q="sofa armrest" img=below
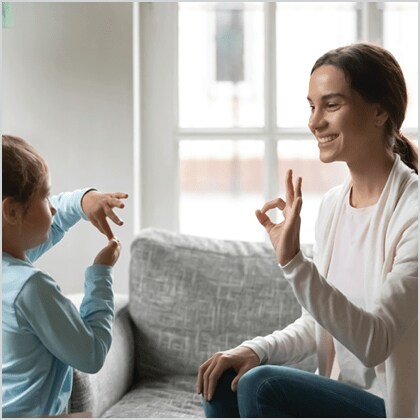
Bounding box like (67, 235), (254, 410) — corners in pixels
(69, 294), (135, 417)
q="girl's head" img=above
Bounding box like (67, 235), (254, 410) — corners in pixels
(2, 135), (49, 212)
(2, 135), (56, 256)
(311, 43), (417, 173)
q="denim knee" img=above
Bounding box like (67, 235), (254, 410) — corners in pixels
(238, 365), (276, 392)
(202, 369), (239, 418)
(237, 366), (279, 417)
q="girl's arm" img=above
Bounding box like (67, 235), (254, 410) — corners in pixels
(26, 189), (93, 262)
(14, 265), (114, 373)
(26, 190), (128, 262)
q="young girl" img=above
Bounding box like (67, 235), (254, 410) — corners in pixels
(2, 135), (129, 417)
(197, 43), (418, 418)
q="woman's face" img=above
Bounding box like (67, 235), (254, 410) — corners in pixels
(307, 64), (382, 166)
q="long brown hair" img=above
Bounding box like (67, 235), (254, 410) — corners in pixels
(2, 135), (49, 210)
(311, 43), (418, 174)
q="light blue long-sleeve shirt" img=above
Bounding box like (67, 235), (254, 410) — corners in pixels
(2, 189), (115, 418)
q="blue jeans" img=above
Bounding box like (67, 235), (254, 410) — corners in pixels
(203, 366), (386, 418)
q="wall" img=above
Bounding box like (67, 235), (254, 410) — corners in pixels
(139, 3), (179, 231)
(2, 2), (133, 295)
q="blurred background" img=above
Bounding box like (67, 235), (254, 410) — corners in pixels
(2, 2), (418, 294)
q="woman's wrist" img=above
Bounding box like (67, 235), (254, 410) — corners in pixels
(278, 248), (301, 268)
(278, 247), (300, 267)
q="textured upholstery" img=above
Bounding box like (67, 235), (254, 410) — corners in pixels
(71, 228), (317, 417)
(102, 375), (203, 418)
(129, 228), (316, 379)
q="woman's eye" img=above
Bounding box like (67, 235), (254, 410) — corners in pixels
(327, 103), (339, 110)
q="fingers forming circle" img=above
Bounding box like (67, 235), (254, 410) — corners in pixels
(260, 197), (286, 214)
(105, 207), (124, 226)
(97, 218), (114, 240)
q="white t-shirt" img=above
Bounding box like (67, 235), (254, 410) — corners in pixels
(327, 189), (382, 397)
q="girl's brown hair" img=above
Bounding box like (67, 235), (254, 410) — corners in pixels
(311, 43), (418, 174)
(2, 135), (49, 209)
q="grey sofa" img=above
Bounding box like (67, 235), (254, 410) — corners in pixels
(70, 228), (317, 417)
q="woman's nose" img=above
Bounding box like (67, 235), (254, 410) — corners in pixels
(308, 110), (327, 132)
(50, 205), (57, 216)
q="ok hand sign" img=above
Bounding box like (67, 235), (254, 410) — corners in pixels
(81, 191), (128, 240)
(255, 170), (302, 266)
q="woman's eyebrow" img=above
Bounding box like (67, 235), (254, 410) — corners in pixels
(307, 92), (347, 102)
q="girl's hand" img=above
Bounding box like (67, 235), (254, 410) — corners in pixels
(255, 170), (302, 266)
(94, 237), (121, 266)
(82, 191), (128, 240)
(196, 346), (260, 401)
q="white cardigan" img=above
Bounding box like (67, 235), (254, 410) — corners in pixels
(242, 155), (418, 418)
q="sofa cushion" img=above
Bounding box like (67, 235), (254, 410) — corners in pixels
(101, 375), (203, 418)
(129, 228), (317, 379)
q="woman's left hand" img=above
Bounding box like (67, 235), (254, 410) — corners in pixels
(255, 170), (302, 266)
(82, 191), (129, 239)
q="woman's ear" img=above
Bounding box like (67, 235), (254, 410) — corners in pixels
(374, 105), (389, 127)
(2, 197), (23, 225)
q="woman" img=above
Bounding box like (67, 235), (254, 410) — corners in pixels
(196, 43), (418, 418)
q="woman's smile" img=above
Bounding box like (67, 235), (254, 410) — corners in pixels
(317, 134), (339, 145)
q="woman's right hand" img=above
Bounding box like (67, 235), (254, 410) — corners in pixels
(255, 169), (303, 266)
(196, 346), (260, 401)
(94, 237), (121, 266)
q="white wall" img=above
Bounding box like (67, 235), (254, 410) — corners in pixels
(139, 3), (179, 231)
(2, 2), (134, 295)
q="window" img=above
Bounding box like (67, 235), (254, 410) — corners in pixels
(179, 140), (264, 240)
(179, 2), (264, 128)
(136, 2), (418, 243)
(383, 2), (418, 130)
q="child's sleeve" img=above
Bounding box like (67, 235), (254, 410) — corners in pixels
(26, 188), (94, 262)
(14, 265), (114, 373)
